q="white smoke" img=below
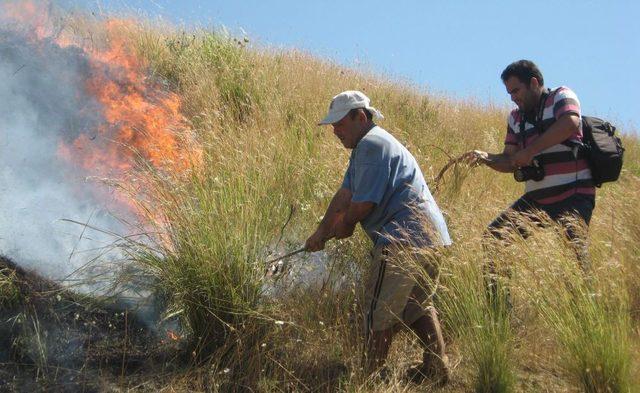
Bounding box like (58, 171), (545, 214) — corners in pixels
(0, 27), (133, 285)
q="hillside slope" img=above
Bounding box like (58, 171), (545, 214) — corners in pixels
(1, 7), (639, 392)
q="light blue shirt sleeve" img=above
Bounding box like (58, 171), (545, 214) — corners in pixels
(351, 163), (389, 204)
(349, 137), (391, 205)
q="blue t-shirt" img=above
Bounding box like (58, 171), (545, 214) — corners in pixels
(341, 126), (451, 247)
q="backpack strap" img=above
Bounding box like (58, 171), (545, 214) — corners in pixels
(517, 88), (583, 159)
(543, 87), (584, 150)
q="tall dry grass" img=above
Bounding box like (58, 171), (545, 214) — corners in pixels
(82, 18), (640, 392)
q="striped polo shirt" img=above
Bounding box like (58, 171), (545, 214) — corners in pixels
(504, 86), (595, 205)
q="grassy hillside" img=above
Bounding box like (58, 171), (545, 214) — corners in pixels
(121, 21), (640, 392)
(8, 14), (640, 392)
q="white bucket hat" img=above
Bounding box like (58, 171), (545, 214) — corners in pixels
(318, 90), (384, 125)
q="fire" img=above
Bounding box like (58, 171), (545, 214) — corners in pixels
(1, 1), (52, 41)
(2, 1), (201, 215)
(1, 1), (76, 47)
(67, 18), (200, 177)
(74, 29), (195, 175)
(167, 330), (181, 341)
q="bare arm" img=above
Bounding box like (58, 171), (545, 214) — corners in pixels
(305, 188), (351, 251)
(333, 200), (376, 239)
(466, 144), (519, 173)
(305, 188), (377, 250)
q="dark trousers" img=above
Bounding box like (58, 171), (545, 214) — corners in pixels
(484, 193), (595, 303)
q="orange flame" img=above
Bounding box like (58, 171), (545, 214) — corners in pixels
(68, 18), (200, 177)
(1, 1), (76, 47)
(3, 1), (202, 217)
(1, 1), (53, 41)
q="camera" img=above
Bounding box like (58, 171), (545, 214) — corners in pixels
(514, 158), (545, 182)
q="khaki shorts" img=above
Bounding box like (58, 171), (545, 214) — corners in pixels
(364, 244), (440, 333)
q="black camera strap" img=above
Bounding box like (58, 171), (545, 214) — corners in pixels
(518, 88), (550, 149)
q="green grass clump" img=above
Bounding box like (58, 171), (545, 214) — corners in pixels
(133, 163), (286, 357)
(510, 215), (636, 393)
(547, 293), (632, 393)
(436, 247), (516, 393)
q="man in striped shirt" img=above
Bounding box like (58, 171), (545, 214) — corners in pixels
(467, 59), (595, 275)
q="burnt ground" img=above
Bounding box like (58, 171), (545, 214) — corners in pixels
(0, 256), (189, 392)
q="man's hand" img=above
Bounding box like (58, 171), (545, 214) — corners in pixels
(304, 229), (330, 252)
(304, 216), (353, 252)
(462, 150), (489, 166)
(463, 145), (519, 173)
(510, 148), (534, 168)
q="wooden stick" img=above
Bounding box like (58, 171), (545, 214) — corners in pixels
(265, 247), (306, 265)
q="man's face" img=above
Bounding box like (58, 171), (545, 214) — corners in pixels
(504, 76), (538, 113)
(332, 110), (365, 149)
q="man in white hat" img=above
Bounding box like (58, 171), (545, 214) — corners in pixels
(305, 90), (452, 383)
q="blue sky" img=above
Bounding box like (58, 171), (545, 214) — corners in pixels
(72, 1), (638, 132)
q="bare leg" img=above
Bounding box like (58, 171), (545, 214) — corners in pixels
(409, 307), (446, 361)
(364, 327), (395, 375)
(407, 307), (450, 384)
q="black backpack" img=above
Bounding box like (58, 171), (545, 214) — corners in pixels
(580, 116), (624, 187)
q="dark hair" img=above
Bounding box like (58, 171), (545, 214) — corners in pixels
(348, 108), (373, 121)
(501, 60), (544, 86)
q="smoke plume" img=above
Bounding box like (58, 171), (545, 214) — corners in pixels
(0, 27), (132, 283)
(0, 3), (161, 291)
